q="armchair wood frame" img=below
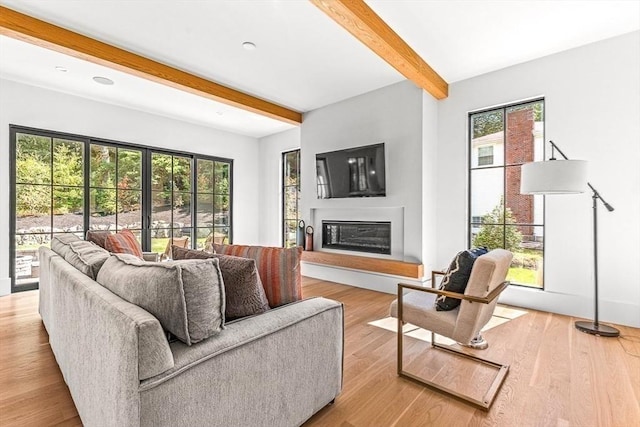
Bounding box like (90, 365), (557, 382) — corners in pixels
(396, 271), (510, 410)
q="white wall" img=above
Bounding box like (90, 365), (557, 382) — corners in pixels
(0, 79), (262, 295)
(421, 92), (438, 283)
(300, 80), (436, 292)
(437, 32), (640, 327)
(257, 128), (301, 246)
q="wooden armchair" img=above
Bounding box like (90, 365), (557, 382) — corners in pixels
(203, 233), (228, 252)
(161, 237), (189, 261)
(389, 248), (513, 410)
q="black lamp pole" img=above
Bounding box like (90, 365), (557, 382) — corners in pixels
(548, 141), (619, 337)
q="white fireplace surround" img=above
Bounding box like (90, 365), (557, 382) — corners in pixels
(309, 207), (404, 259)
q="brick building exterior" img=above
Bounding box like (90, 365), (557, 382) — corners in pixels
(505, 108), (534, 238)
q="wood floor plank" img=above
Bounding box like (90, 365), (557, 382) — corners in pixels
(1, 279), (639, 427)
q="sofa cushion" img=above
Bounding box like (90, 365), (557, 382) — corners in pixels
(172, 246), (270, 320)
(213, 244), (302, 307)
(51, 232), (82, 258)
(51, 234), (110, 279)
(435, 247), (489, 311)
(96, 254), (225, 345)
(104, 229), (144, 258)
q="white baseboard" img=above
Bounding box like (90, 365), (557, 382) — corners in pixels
(0, 277), (11, 296)
(500, 286), (640, 328)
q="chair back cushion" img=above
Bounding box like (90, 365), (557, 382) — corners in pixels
(452, 249), (513, 343)
(163, 237), (189, 259)
(213, 244), (302, 307)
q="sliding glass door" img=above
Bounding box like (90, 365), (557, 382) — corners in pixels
(151, 152), (193, 254)
(13, 132), (85, 290)
(10, 126), (233, 293)
(195, 159), (231, 250)
(90, 144), (144, 239)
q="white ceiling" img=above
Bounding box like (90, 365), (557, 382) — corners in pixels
(0, 0), (638, 138)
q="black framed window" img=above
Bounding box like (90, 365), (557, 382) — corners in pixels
(468, 99), (545, 289)
(195, 159), (231, 250)
(90, 144), (143, 241)
(282, 149), (300, 248)
(151, 152), (193, 253)
(477, 146), (494, 166)
(10, 126), (233, 293)
(13, 133), (85, 290)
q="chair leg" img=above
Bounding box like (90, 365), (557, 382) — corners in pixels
(458, 333), (489, 350)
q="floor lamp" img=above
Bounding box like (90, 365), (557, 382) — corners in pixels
(520, 141), (619, 337)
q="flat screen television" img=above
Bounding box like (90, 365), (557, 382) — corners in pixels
(315, 143), (386, 199)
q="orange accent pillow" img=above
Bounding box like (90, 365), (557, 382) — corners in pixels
(104, 229), (143, 259)
(212, 243), (302, 307)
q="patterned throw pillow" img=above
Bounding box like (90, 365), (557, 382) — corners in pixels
(172, 245), (270, 320)
(213, 244), (302, 308)
(435, 247), (488, 311)
(104, 229), (144, 259)
(85, 230), (111, 249)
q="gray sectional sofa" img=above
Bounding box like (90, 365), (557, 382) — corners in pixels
(38, 241), (343, 427)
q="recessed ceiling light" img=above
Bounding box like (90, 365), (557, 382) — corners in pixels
(242, 41), (256, 51)
(54, 66), (68, 72)
(92, 76), (114, 85)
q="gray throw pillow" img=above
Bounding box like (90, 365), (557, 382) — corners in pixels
(96, 254), (225, 345)
(172, 245), (270, 320)
(51, 234), (110, 279)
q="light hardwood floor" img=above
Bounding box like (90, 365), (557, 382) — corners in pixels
(1, 278), (639, 426)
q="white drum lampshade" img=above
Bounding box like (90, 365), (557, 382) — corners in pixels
(520, 159), (588, 195)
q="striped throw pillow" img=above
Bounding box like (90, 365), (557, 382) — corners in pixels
(104, 229), (144, 259)
(213, 244), (302, 307)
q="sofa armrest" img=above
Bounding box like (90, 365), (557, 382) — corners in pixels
(44, 250), (174, 427)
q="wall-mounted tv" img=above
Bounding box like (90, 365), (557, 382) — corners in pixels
(315, 143), (386, 199)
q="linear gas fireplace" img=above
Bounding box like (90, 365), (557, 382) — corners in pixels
(322, 220), (391, 255)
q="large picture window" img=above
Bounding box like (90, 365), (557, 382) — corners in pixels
(10, 126), (232, 292)
(469, 99), (545, 288)
(282, 149), (300, 248)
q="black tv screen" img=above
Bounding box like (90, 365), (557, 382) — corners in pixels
(316, 143), (386, 199)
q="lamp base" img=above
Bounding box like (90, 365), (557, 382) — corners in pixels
(575, 321), (620, 337)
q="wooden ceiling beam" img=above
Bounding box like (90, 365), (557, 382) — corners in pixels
(310, 0), (448, 99)
(0, 6), (302, 125)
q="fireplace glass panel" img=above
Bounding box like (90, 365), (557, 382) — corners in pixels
(322, 221), (391, 255)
